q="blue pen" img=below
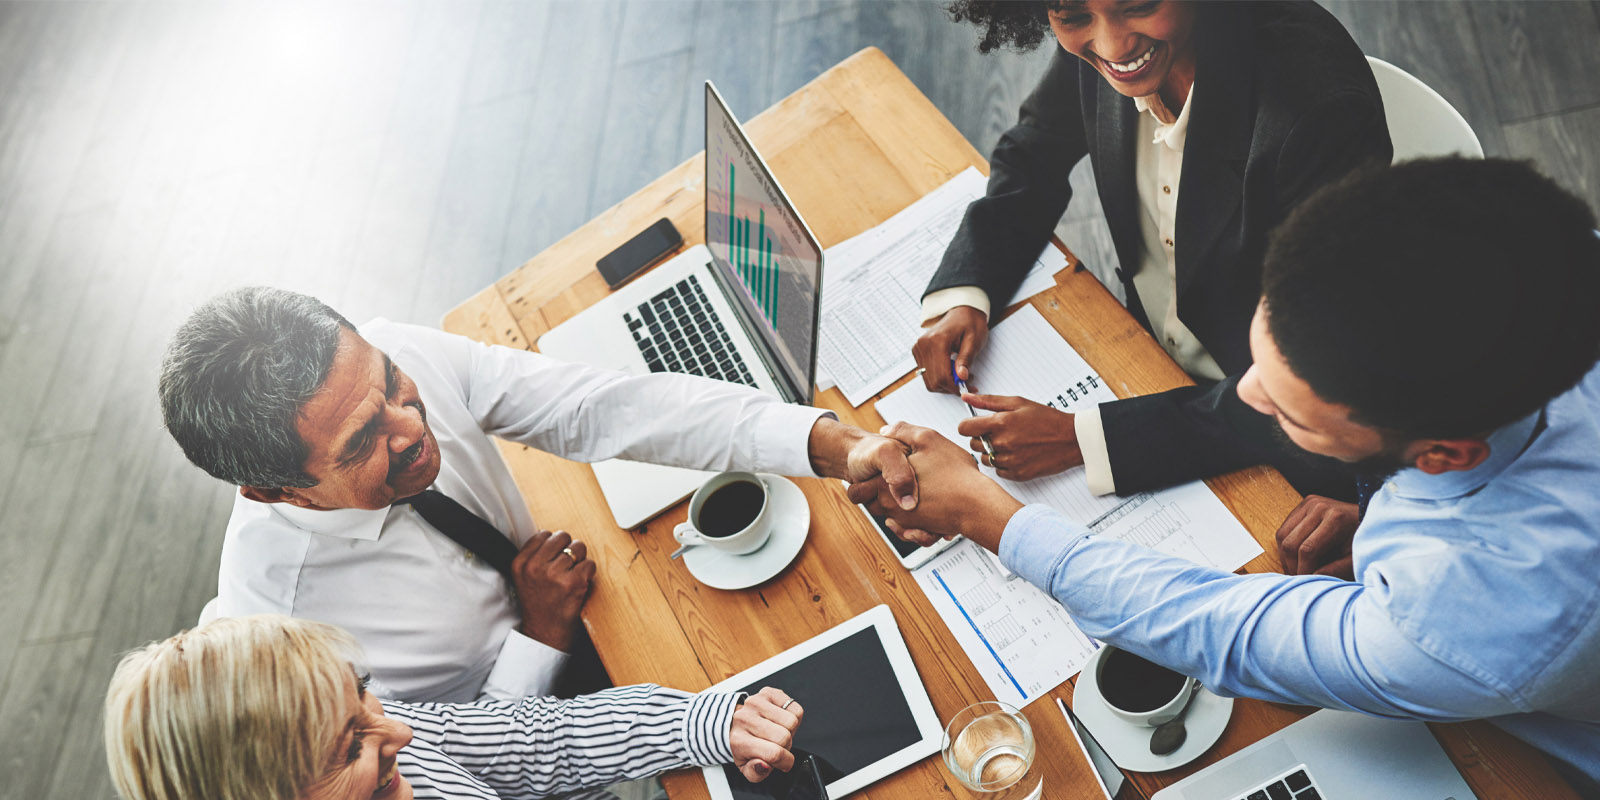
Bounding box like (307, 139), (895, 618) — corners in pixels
(953, 358), (997, 461)
(947, 356), (972, 406)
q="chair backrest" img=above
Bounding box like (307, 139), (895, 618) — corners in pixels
(198, 596), (220, 626)
(1366, 56), (1484, 161)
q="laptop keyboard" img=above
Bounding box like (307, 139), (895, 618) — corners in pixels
(1238, 765), (1323, 800)
(623, 274), (756, 387)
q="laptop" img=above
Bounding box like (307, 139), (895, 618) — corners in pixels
(1151, 710), (1477, 800)
(538, 81), (824, 529)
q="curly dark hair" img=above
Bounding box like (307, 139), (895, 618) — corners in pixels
(947, 1), (1064, 53)
(1262, 158), (1600, 439)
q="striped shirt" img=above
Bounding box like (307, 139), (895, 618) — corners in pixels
(383, 684), (741, 799)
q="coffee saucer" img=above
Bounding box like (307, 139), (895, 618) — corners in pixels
(1069, 647), (1234, 773)
(682, 474), (809, 590)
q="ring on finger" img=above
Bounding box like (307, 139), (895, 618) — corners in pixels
(561, 547), (577, 560)
(781, 698), (796, 710)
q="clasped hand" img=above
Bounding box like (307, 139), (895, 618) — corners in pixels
(846, 423), (1023, 550)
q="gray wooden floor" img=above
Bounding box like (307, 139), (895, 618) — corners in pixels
(0, 2), (1595, 797)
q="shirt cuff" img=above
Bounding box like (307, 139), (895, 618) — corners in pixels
(998, 504), (1094, 591)
(478, 628), (570, 702)
(762, 405), (836, 478)
(919, 287), (991, 324)
(682, 691), (742, 766)
(1074, 405), (1116, 496)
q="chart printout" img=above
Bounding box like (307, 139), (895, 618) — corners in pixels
(878, 305), (1263, 706)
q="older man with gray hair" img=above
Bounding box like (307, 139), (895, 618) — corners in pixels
(160, 287), (918, 703)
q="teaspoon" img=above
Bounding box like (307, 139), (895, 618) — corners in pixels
(1149, 682), (1201, 756)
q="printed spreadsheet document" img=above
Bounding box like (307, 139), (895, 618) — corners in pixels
(874, 305), (1263, 706)
(815, 167), (1068, 406)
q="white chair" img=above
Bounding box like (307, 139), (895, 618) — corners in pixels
(1366, 56), (1484, 161)
(197, 596), (221, 625)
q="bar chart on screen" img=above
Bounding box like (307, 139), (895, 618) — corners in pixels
(724, 161), (781, 326)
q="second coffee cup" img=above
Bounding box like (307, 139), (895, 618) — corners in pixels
(673, 471), (773, 555)
(1093, 646), (1197, 728)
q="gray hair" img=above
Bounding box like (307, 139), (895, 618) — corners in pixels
(158, 287), (353, 488)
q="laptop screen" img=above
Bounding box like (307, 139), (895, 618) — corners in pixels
(704, 82), (822, 399)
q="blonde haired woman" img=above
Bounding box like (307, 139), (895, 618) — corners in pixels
(105, 615), (802, 800)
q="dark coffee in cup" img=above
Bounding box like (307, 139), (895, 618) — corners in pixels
(697, 479), (766, 537)
(1098, 649), (1187, 713)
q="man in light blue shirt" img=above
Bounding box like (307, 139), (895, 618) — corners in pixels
(851, 159), (1600, 788)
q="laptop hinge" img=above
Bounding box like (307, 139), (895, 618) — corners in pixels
(706, 261), (805, 404)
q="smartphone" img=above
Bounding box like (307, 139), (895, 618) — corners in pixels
(597, 217), (682, 288)
(1057, 697), (1126, 799)
(855, 500), (960, 570)
(760, 753), (828, 800)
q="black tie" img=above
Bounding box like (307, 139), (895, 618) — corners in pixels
(400, 490), (614, 696)
(396, 490), (519, 582)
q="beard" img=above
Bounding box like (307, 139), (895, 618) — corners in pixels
(1267, 421), (1410, 480)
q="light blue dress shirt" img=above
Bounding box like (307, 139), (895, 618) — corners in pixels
(999, 363), (1600, 782)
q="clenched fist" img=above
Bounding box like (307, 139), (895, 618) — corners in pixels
(731, 687), (805, 783)
(512, 529), (597, 653)
(1274, 495), (1360, 579)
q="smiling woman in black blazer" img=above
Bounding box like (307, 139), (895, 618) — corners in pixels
(911, 0), (1391, 501)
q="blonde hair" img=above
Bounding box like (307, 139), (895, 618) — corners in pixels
(104, 615), (364, 800)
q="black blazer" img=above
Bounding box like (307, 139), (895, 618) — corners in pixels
(926, 1), (1391, 495)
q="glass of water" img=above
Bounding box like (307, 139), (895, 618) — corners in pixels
(942, 701), (1043, 799)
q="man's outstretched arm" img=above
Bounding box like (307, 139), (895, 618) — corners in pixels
(849, 424), (1517, 722)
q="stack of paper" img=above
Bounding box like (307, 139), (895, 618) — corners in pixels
(815, 168), (1068, 405)
(876, 306), (1263, 706)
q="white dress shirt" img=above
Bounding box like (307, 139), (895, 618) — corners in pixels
(919, 85), (1222, 497)
(1078, 83), (1222, 495)
(1126, 84), (1224, 383)
(215, 320), (827, 703)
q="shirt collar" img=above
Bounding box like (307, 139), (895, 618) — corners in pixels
(1134, 82), (1194, 152)
(1388, 407), (1545, 501)
(272, 502), (390, 541)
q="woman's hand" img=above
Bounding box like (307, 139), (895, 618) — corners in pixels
(955, 394), (1084, 481)
(730, 688), (804, 783)
(912, 306), (988, 393)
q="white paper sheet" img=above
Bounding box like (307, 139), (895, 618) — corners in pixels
(915, 540), (1100, 706)
(815, 168), (1068, 404)
(880, 305), (1263, 706)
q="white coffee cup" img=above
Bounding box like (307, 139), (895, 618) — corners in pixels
(1090, 646), (1197, 728)
(672, 472), (773, 555)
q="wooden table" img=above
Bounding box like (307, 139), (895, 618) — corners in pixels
(444, 47), (1575, 800)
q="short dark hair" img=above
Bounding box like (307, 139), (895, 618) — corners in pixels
(159, 287), (354, 488)
(946, 1), (1060, 53)
(1262, 157), (1600, 439)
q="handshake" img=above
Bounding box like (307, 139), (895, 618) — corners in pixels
(838, 421), (1027, 553)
